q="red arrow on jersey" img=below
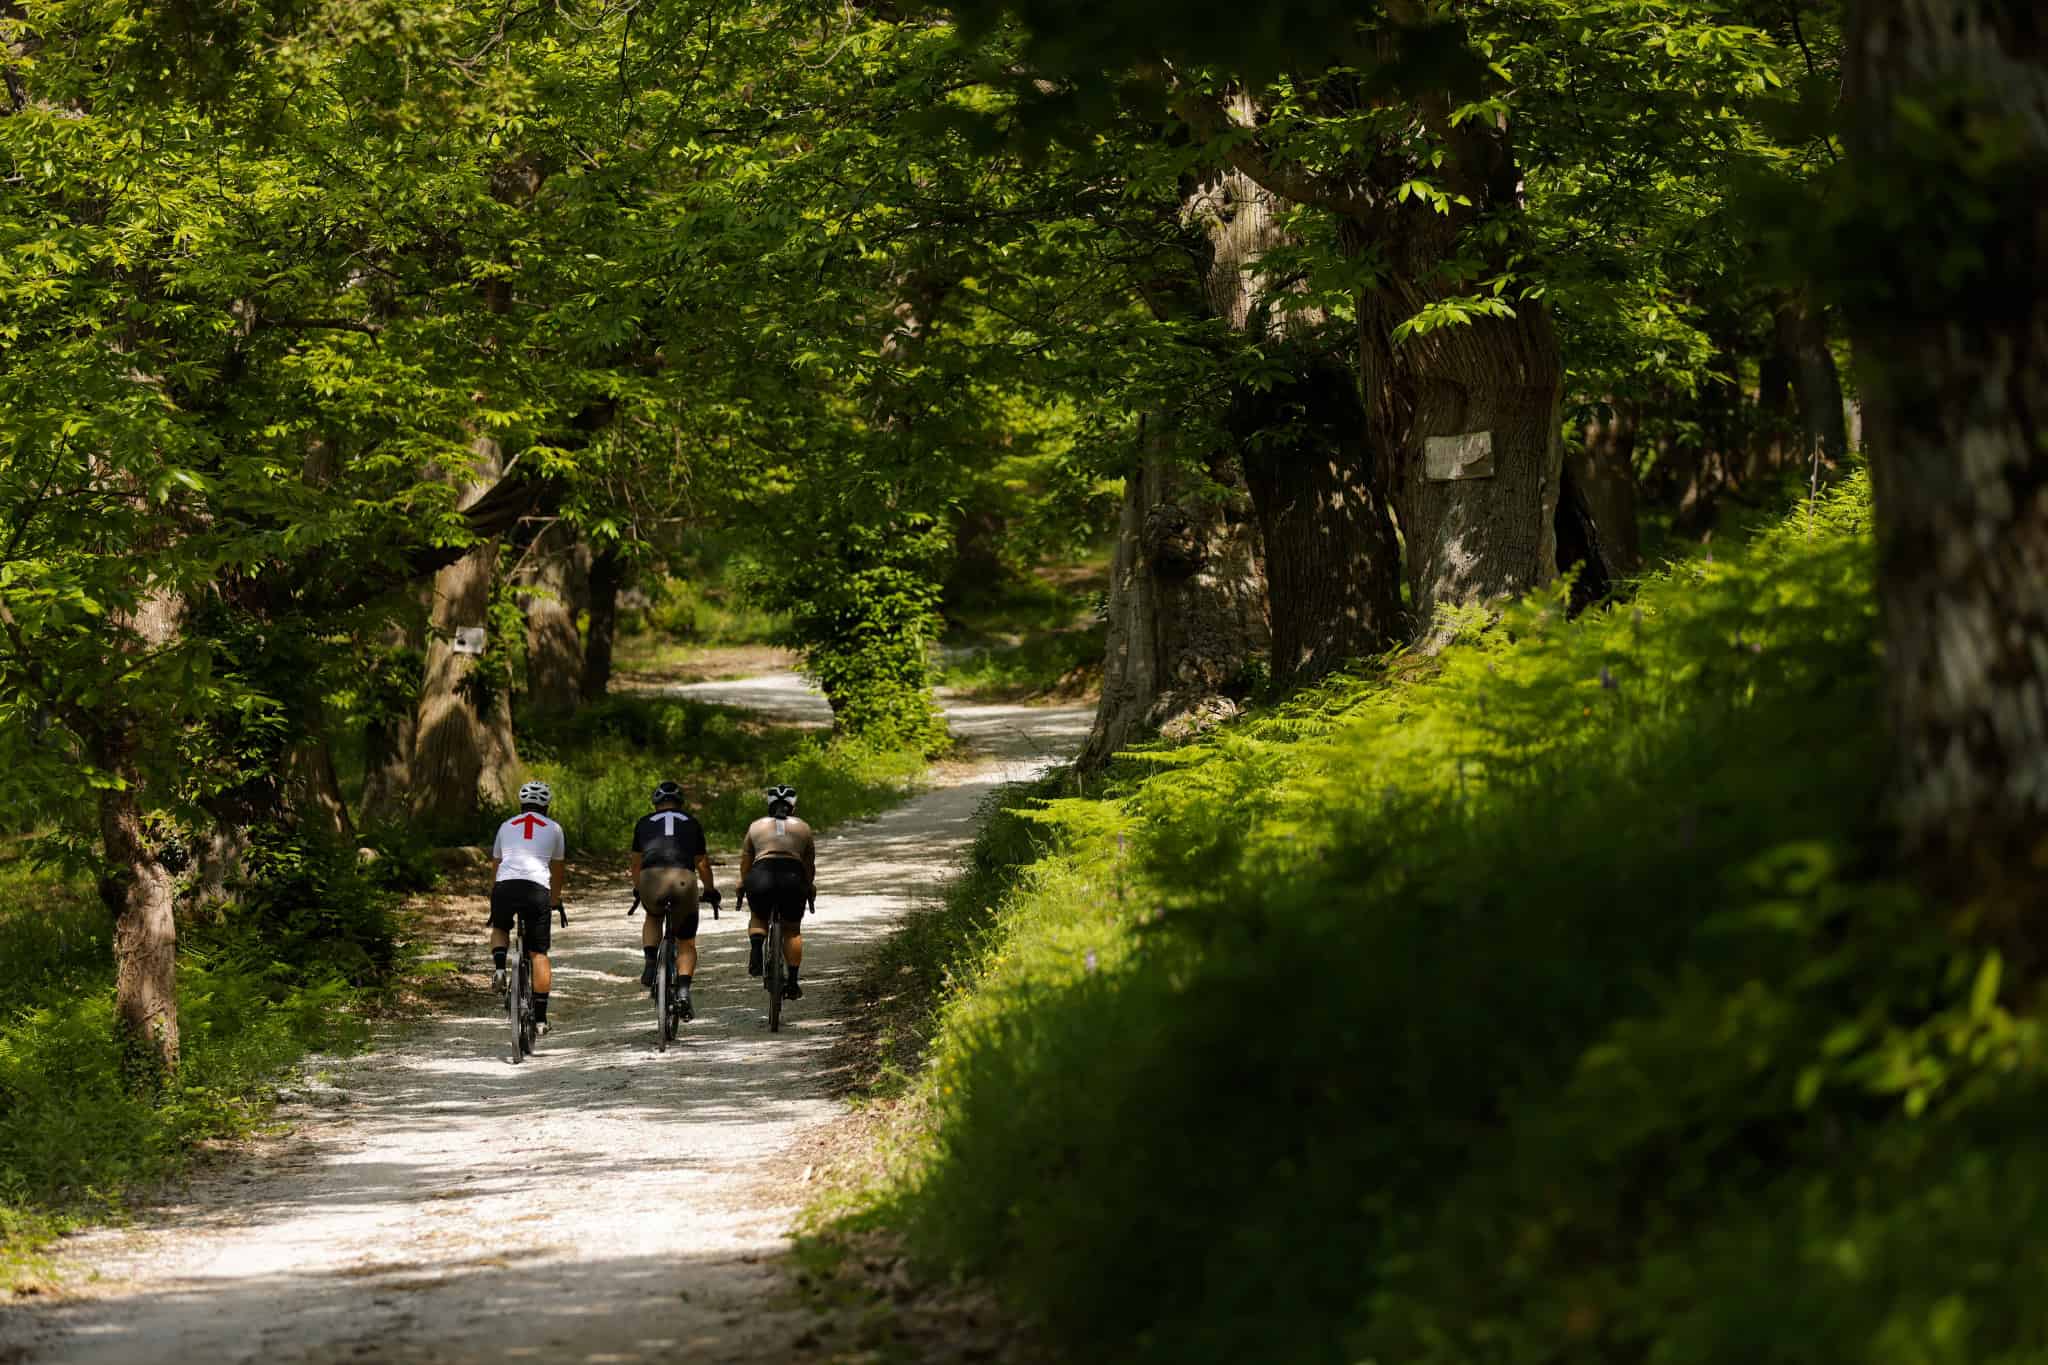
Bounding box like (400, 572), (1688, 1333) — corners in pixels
(512, 813), (547, 840)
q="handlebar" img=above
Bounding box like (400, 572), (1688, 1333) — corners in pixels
(625, 892), (641, 918)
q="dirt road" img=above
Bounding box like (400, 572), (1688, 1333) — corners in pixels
(2, 678), (1091, 1365)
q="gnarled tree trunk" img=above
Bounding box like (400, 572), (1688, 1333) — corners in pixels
(1843, 0), (2048, 910)
(1237, 362), (1405, 682)
(1364, 288), (1566, 636)
(1081, 428), (1269, 767)
(1191, 160), (1403, 685)
(412, 438), (520, 828)
(521, 522), (585, 715)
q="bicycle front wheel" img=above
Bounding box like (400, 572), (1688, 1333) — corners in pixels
(766, 923), (785, 1034)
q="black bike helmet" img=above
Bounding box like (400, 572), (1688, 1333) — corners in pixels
(765, 784), (798, 815)
(651, 779), (684, 807)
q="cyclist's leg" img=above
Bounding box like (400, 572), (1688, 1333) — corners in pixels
(486, 884), (518, 986)
(669, 879), (702, 979)
(522, 891), (554, 1022)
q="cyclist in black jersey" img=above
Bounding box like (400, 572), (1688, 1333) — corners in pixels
(630, 780), (719, 1018)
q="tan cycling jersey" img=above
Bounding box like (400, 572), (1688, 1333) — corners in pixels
(741, 814), (815, 884)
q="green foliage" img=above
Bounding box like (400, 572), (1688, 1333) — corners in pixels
(838, 474), (2048, 1362)
(936, 626), (1106, 701)
(0, 841), (399, 1269)
(517, 696), (925, 852)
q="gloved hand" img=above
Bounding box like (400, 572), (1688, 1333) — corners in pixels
(701, 887), (722, 911)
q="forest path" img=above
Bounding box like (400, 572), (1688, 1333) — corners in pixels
(2, 675), (1092, 1365)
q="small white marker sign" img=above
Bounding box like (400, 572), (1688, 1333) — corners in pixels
(1425, 430), (1495, 481)
(452, 626), (487, 656)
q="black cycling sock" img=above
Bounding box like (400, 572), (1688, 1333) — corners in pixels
(492, 948), (507, 970)
(643, 946), (658, 967)
(677, 974), (692, 993)
(532, 992), (549, 1022)
(787, 964), (799, 983)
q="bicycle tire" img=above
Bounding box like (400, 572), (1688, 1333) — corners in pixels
(507, 951), (525, 1064)
(520, 958), (537, 1057)
(766, 922), (785, 1034)
(658, 937), (676, 1049)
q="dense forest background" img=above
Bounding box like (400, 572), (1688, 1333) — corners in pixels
(4, 0), (2045, 1354)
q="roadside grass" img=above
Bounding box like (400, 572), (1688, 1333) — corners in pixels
(517, 695), (926, 852)
(0, 838), (406, 1288)
(820, 470), (2048, 1363)
(935, 626), (1105, 702)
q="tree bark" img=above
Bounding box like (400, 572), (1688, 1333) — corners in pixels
(98, 761), (179, 1088)
(1190, 159), (1403, 685)
(1775, 293), (1850, 474)
(520, 522), (585, 715)
(360, 616), (422, 828)
(284, 727), (354, 843)
(411, 438), (520, 828)
(1363, 288), (1566, 636)
(1236, 362), (1405, 682)
(1842, 0), (2048, 909)
(1557, 400), (1642, 610)
(582, 542), (625, 703)
(1080, 427), (1269, 767)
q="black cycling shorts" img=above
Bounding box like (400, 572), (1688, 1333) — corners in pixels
(489, 879), (554, 954)
(744, 857), (808, 923)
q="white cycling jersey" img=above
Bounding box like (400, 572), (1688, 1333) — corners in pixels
(492, 811), (565, 888)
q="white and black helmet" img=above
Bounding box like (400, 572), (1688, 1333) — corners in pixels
(518, 780), (553, 809)
(765, 784), (798, 814)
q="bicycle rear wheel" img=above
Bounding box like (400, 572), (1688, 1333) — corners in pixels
(766, 922), (785, 1033)
(507, 953), (526, 1064)
(658, 937), (676, 1049)
(519, 958), (537, 1057)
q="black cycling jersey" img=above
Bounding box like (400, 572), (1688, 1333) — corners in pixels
(632, 808), (707, 869)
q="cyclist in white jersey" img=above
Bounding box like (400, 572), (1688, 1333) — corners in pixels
(490, 780), (567, 1033)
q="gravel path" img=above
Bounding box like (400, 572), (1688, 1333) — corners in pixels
(2, 676), (1092, 1365)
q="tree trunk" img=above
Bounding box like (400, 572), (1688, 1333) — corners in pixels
(1190, 158), (1403, 685)
(412, 439), (520, 829)
(1557, 399), (1643, 611)
(284, 728), (354, 843)
(1363, 291), (1566, 636)
(360, 618), (422, 828)
(521, 522), (585, 715)
(1080, 428), (1269, 767)
(98, 762), (179, 1087)
(1775, 293), (1850, 475)
(1236, 362), (1405, 682)
(582, 543), (624, 703)
(1842, 0), (2048, 910)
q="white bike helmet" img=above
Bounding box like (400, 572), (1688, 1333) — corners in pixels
(518, 780), (553, 808)
(765, 784), (797, 814)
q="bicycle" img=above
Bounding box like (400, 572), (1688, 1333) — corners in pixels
(627, 889), (714, 1051)
(740, 888), (811, 1034)
(505, 902), (568, 1065)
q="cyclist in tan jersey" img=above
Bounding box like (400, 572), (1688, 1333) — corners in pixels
(740, 784), (815, 997)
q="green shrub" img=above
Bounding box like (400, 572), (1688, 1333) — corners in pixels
(0, 835), (398, 1269)
(847, 471), (2048, 1363)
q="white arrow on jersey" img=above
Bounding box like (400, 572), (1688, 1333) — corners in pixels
(648, 811), (694, 835)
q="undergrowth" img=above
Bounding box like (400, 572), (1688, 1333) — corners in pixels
(829, 470), (2048, 1363)
(518, 695), (927, 851)
(0, 835), (401, 1286)
(936, 626), (1105, 702)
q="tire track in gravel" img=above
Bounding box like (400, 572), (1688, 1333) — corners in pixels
(1, 676), (1090, 1365)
